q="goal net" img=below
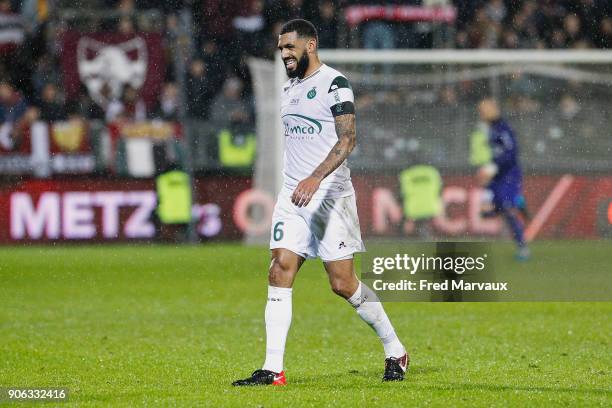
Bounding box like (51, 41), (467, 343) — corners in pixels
(248, 50), (612, 242)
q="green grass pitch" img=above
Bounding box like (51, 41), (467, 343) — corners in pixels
(1, 242), (610, 406)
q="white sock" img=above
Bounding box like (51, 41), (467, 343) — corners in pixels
(347, 281), (406, 358)
(262, 286), (292, 373)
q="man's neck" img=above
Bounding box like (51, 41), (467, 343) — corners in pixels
(301, 58), (322, 80)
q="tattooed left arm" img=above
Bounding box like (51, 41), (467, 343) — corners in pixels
(291, 113), (356, 207)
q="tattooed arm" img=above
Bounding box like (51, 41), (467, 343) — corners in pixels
(311, 113), (356, 181)
(291, 113), (356, 207)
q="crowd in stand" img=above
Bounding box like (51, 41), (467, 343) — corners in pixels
(0, 0), (610, 140)
(456, 0), (612, 49)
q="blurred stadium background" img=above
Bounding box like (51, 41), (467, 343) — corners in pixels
(1, 2), (611, 405)
(0, 0), (611, 244)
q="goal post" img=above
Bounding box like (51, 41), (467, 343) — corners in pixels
(318, 49), (612, 64)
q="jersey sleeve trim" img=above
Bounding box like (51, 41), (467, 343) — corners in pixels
(328, 76), (351, 93)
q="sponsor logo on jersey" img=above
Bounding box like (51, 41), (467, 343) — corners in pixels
(282, 114), (322, 136)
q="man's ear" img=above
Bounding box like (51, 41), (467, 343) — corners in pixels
(307, 38), (317, 54)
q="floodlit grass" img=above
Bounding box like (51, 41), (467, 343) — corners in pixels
(1, 242), (610, 406)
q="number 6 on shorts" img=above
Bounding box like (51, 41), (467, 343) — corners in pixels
(273, 221), (284, 241)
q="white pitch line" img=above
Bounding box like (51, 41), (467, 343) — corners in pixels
(525, 175), (574, 242)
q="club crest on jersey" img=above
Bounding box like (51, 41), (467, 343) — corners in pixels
(307, 87), (317, 99)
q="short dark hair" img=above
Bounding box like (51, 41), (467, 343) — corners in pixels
(280, 19), (318, 42)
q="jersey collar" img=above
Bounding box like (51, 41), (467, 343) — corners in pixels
(293, 64), (325, 85)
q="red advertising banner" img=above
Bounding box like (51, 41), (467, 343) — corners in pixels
(344, 5), (457, 27)
(60, 31), (165, 109)
(352, 175), (612, 240)
(0, 175), (610, 243)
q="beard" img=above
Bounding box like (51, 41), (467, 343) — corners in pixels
(285, 52), (309, 79)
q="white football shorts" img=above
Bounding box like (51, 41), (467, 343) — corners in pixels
(269, 191), (365, 262)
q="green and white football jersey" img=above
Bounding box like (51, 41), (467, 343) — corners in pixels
(280, 64), (355, 199)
